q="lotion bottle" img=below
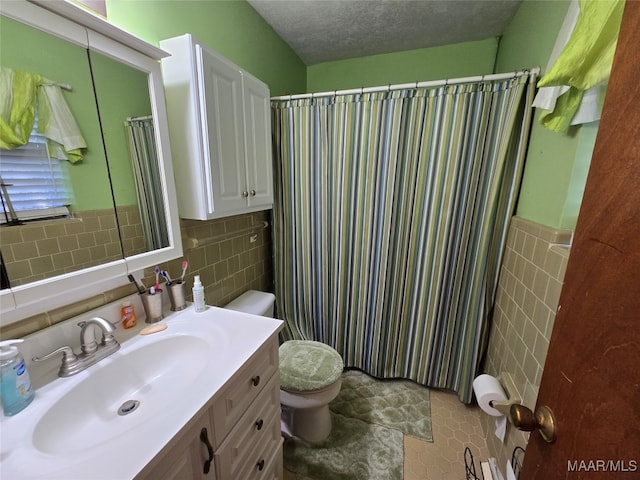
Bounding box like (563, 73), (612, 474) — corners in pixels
(192, 275), (206, 312)
(0, 339), (35, 416)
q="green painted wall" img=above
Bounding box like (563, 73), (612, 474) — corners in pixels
(90, 51), (152, 207)
(496, 0), (598, 230)
(306, 0), (599, 230)
(105, 0), (598, 230)
(105, 0), (306, 96)
(1, 16), (115, 211)
(307, 39), (498, 92)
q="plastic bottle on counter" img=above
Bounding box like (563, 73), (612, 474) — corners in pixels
(0, 339), (35, 416)
(192, 275), (206, 313)
(121, 301), (137, 329)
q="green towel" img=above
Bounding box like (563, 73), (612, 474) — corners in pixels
(0, 67), (42, 149)
(0, 67), (86, 162)
(537, 0), (624, 132)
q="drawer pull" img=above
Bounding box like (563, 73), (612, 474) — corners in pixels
(256, 459), (265, 471)
(200, 427), (214, 474)
(251, 375), (261, 387)
(255, 418), (264, 431)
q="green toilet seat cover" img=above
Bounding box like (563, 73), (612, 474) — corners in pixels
(279, 340), (343, 392)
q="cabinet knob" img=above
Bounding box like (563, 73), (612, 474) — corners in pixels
(251, 375), (261, 387)
(255, 418), (264, 431)
(250, 189), (256, 196)
(256, 459), (265, 471)
(242, 191), (249, 198)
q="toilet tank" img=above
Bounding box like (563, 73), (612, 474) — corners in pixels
(224, 290), (275, 317)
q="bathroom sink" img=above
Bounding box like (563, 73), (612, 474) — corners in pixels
(0, 306), (282, 480)
(33, 334), (211, 455)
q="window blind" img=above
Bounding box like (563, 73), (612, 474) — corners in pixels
(0, 120), (72, 223)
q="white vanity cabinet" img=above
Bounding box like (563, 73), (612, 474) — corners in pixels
(160, 34), (273, 220)
(136, 336), (283, 480)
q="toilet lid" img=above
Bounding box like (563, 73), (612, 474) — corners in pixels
(279, 340), (344, 392)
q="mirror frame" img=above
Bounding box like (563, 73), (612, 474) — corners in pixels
(0, 0), (182, 325)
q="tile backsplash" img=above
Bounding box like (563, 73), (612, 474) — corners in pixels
(0, 208), (124, 287)
(480, 216), (571, 469)
(0, 210), (273, 340)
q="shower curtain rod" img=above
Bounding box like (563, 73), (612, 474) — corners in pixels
(271, 67), (540, 101)
(42, 81), (72, 91)
(126, 115), (153, 121)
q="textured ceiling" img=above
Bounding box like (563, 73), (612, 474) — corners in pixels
(248, 0), (523, 65)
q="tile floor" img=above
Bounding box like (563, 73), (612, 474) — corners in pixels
(404, 389), (489, 480)
(284, 387), (489, 480)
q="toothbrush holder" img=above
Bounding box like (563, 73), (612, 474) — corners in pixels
(140, 289), (164, 323)
(167, 281), (187, 311)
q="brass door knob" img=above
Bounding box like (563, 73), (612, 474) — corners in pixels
(510, 404), (557, 443)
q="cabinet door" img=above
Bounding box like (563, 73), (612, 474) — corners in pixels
(136, 419), (217, 480)
(196, 44), (247, 215)
(242, 73), (273, 209)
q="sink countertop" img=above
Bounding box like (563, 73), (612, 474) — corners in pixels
(0, 305), (283, 480)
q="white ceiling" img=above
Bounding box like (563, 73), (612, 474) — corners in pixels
(248, 0), (523, 65)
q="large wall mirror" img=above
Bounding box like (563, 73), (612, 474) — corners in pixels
(0, 0), (182, 324)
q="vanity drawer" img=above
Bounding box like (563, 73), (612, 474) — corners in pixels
(215, 373), (280, 479)
(210, 337), (279, 446)
(234, 409), (282, 480)
(258, 440), (283, 480)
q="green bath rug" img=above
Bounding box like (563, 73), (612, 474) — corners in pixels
(331, 369), (433, 442)
(284, 411), (403, 480)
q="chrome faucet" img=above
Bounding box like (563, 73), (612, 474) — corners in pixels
(33, 316), (120, 377)
(79, 316), (117, 354)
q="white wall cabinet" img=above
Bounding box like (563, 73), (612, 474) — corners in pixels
(160, 34), (273, 220)
(136, 337), (283, 480)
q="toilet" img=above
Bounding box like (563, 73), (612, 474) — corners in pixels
(225, 290), (343, 443)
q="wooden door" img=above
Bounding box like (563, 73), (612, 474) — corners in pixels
(521, 1), (640, 478)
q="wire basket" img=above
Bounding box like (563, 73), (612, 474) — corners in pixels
(464, 445), (526, 479)
(464, 446), (480, 480)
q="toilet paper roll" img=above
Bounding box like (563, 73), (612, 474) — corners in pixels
(473, 374), (508, 417)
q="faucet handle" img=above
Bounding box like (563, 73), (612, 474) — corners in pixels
(33, 345), (78, 363)
(33, 346), (82, 377)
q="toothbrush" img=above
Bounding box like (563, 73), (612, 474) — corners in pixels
(154, 266), (160, 291)
(161, 270), (172, 285)
(180, 260), (188, 283)
(128, 274), (146, 294)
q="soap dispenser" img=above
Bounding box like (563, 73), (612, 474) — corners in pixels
(0, 339), (35, 416)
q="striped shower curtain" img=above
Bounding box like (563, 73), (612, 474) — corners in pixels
(125, 117), (168, 251)
(271, 74), (536, 402)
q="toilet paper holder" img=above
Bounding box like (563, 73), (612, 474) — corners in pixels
(488, 373), (522, 416)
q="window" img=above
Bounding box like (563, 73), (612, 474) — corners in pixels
(0, 115), (72, 224)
